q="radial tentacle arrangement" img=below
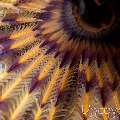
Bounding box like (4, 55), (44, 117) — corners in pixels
(0, 0), (120, 120)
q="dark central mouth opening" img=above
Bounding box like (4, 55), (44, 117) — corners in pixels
(72, 0), (114, 29)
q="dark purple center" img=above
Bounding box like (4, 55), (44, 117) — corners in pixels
(72, 0), (115, 28)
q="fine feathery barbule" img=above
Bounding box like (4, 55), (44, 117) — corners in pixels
(0, 0), (119, 120)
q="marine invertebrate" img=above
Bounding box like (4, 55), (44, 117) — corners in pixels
(0, 0), (119, 120)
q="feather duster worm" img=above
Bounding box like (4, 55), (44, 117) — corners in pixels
(0, 0), (120, 120)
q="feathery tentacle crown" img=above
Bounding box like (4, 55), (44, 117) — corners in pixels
(0, 0), (120, 120)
